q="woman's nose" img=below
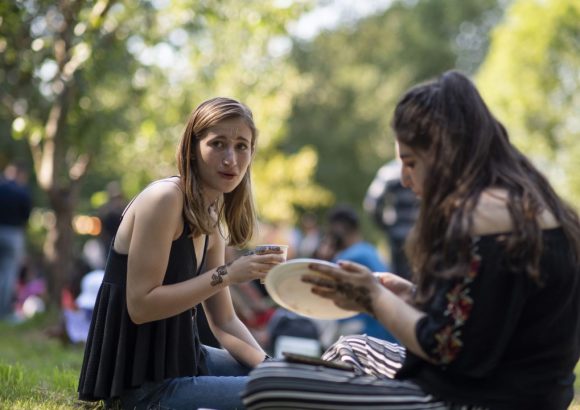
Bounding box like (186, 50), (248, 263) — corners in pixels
(401, 169), (411, 188)
(222, 149), (235, 166)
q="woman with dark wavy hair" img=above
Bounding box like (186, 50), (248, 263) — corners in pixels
(243, 71), (580, 410)
(78, 97), (284, 409)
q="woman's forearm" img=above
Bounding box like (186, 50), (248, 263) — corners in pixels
(127, 267), (228, 324)
(372, 287), (431, 361)
(212, 316), (266, 367)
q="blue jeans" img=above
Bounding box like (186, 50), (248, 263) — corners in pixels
(120, 345), (251, 410)
(0, 226), (25, 319)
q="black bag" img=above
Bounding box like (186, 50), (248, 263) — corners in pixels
(267, 309), (320, 356)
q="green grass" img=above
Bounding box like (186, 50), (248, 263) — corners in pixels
(0, 312), (579, 409)
(0, 312), (101, 409)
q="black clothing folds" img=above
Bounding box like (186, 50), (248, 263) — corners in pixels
(242, 228), (579, 410)
(398, 228), (580, 409)
(78, 226), (209, 401)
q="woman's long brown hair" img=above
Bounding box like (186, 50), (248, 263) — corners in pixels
(392, 70), (580, 304)
(176, 97), (257, 247)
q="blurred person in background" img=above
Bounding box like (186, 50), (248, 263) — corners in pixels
(295, 212), (322, 258)
(326, 205), (396, 343)
(61, 268), (105, 345)
(364, 158), (419, 279)
(14, 255), (47, 321)
(0, 161), (32, 322)
(80, 181), (129, 271)
(97, 180), (127, 252)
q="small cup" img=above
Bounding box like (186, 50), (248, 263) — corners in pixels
(255, 244), (288, 283)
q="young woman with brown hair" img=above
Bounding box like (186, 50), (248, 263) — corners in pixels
(243, 71), (580, 410)
(78, 97), (284, 409)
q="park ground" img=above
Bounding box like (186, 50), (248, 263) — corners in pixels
(0, 312), (578, 409)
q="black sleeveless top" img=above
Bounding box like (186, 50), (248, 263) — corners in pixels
(78, 224), (209, 401)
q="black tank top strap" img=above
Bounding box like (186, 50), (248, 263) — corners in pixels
(197, 235), (210, 275)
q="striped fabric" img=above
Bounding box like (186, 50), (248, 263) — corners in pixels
(243, 360), (448, 409)
(322, 334), (406, 379)
(242, 335), (488, 410)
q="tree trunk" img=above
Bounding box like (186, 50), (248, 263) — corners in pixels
(43, 185), (78, 310)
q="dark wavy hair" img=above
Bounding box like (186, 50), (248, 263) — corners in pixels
(391, 70), (580, 304)
(176, 97), (258, 247)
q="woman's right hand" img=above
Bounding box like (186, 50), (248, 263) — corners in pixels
(374, 272), (415, 303)
(226, 251), (286, 285)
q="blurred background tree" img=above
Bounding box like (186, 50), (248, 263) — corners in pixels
(2, 0), (579, 311)
(0, 0), (328, 307)
(1, 0), (150, 305)
(283, 0), (506, 217)
(101, 0), (333, 224)
(477, 0), (580, 207)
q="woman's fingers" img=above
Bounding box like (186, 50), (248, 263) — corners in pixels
(308, 263), (342, 280)
(302, 274), (336, 289)
(311, 287), (360, 312)
(334, 299), (359, 312)
(336, 260), (369, 274)
(309, 261), (370, 279)
(311, 286), (336, 299)
(304, 271), (370, 314)
(309, 261), (375, 288)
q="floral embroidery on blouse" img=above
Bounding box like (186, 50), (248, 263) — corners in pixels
(432, 248), (482, 364)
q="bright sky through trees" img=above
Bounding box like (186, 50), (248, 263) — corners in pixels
(290, 0), (393, 39)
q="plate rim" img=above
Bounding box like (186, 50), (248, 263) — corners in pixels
(264, 258), (357, 319)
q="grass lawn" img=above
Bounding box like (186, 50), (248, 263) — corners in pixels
(0, 311), (579, 409)
(0, 312), (101, 409)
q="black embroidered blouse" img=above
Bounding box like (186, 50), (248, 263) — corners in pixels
(397, 228), (580, 410)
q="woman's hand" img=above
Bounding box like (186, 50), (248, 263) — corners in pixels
(301, 260), (383, 316)
(374, 272), (415, 303)
(225, 250), (285, 285)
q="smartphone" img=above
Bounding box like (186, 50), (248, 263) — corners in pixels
(282, 352), (354, 371)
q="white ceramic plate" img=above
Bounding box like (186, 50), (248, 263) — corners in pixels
(265, 258), (358, 320)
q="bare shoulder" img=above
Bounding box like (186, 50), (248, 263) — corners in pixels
(471, 188), (560, 236)
(137, 178), (183, 212)
(471, 189), (512, 236)
(115, 178), (184, 252)
(132, 178), (184, 238)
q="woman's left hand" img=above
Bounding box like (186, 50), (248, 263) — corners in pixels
(301, 260), (382, 316)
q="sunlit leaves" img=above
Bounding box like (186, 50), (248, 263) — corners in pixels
(109, 0), (326, 223)
(253, 146), (333, 222)
(477, 0), (580, 206)
(285, 0), (503, 210)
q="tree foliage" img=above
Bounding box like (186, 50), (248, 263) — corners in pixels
(1, 0), (329, 306)
(284, 0), (505, 213)
(1, 0), (149, 304)
(476, 0), (580, 207)
(99, 0), (331, 223)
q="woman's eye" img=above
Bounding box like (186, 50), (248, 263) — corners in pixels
(236, 143), (249, 151)
(211, 140), (224, 148)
